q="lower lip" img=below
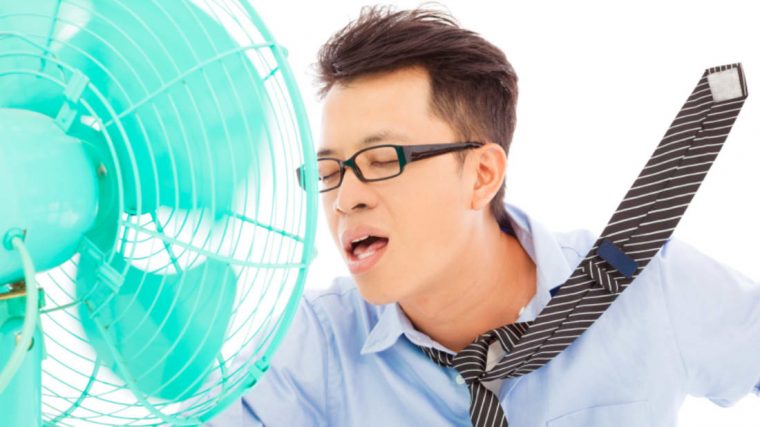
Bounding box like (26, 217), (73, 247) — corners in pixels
(346, 241), (388, 275)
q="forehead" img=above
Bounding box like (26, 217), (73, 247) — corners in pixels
(318, 67), (455, 157)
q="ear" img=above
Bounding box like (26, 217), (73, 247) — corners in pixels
(469, 142), (507, 211)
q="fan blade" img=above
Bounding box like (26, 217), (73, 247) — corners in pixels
(77, 252), (237, 401)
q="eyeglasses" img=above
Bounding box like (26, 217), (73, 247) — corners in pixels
(296, 141), (484, 193)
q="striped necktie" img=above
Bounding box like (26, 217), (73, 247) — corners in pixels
(418, 63), (748, 427)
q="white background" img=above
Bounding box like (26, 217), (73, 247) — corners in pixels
(253, 1), (760, 425)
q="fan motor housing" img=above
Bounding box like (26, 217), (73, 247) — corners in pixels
(0, 108), (98, 284)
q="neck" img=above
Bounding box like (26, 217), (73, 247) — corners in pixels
(399, 218), (536, 352)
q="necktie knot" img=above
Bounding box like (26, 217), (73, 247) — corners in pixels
(451, 330), (497, 384)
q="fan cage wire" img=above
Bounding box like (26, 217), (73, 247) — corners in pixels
(0, 0), (318, 425)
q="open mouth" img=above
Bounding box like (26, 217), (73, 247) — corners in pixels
(348, 235), (389, 260)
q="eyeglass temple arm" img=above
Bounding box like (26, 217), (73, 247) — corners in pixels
(402, 142), (483, 162)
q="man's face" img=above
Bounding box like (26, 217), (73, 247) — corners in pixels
(319, 67), (478, 305)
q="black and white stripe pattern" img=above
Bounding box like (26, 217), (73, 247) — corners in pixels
(421, 322), (531, 427)
(418, 64), (748, 427)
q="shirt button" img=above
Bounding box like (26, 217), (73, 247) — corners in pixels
(455, 375), (465, 385)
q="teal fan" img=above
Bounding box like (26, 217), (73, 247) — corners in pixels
(0, 0), (318, 425)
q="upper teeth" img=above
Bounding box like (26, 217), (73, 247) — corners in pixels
(351, 236), (371, 244)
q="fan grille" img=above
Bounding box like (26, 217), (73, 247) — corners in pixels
(0, 0), (317, 425)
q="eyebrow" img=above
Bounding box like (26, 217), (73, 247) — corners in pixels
(317, 130), (409, 157)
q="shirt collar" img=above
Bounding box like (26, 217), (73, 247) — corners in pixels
(360, 202), (575, 355)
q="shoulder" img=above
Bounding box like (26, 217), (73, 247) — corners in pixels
(651, 236), (756, 298)
(302, 275), (362, 305)
(544, 223), (753, 310)
(547, 227), (709, 278)
(302, 276), (374, 318)
(298, 277), (383, 348)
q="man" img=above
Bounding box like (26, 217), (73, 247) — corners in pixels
(211, 6), (760, 426)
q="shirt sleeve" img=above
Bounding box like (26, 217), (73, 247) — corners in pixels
(205, 296), (331, 426)
(656, 237), (760, 406)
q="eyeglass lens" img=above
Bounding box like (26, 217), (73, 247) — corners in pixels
(317, 146), (401, 191)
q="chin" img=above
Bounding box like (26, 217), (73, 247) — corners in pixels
(353, 277), (397, 306)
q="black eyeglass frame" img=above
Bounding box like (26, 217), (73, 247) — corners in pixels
(296, 141), (485, 193)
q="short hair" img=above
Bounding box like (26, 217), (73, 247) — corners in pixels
(316, 5), (518, 228)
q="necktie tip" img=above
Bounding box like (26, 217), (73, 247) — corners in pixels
(706, 63), (748, 101)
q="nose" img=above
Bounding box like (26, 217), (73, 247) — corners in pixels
(332, 166), (372, 213)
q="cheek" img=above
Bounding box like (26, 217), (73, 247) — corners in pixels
(391, 173), (465, 249)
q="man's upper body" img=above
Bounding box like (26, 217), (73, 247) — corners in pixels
(211, 7), (760, 426)
(209, 202), (760, 426)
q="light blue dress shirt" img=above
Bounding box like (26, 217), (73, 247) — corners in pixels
(208, 203), (760, 426)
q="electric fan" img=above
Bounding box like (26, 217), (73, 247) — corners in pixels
(0, 0), (318, 425)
